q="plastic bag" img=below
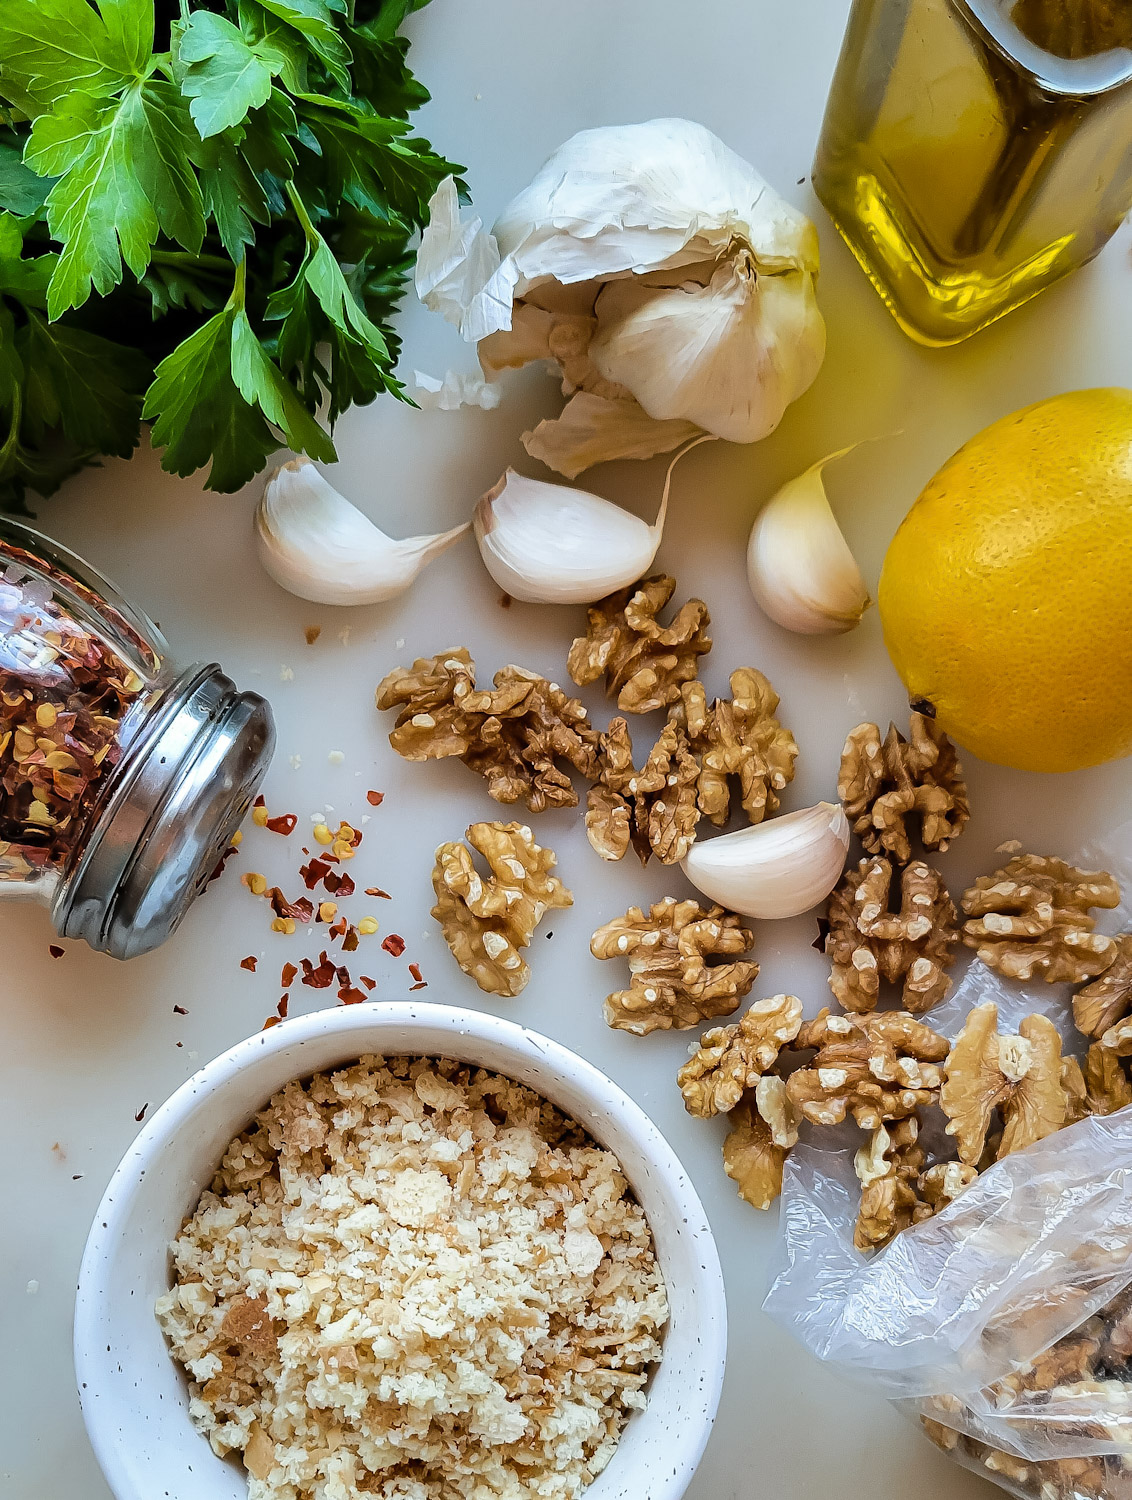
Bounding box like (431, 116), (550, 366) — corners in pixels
(762, 818), (1132, 1500)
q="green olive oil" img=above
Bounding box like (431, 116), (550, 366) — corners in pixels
(813, 0), (1132, 344)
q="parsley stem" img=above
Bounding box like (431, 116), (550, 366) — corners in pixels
(149, 251), (232, 276)
(228, 256), (247, 313)
(284, 181), (319, 247)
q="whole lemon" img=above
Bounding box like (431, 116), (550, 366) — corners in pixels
(878, 388), (1132, 773)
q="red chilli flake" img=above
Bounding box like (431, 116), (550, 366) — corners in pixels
(382, 934), (406, 958)
(266, 888), (314, 922)
(253, 794), (266, 808)
(339, 986), (367, 1005)
(359, 975), (376, 991)
(134, 1103), (148, 1122)
(328, 917), (348, 940)
(409, 981), (428, 992)
(302, 955), (337, 990)
(207, 843), (239, 885)
(277, 994), (289, 1018)
(365, 886), (391, 899)
(299, 857), (331, 890)
(408, 963), (423, 983)
(281, 962), (298, 987)
(48, 944), (64, 958)
(325, 871), (354, 898)
(240, 956), (257, 972)
(266, 813), (298, 836)
(262, 1015), (281, 1030)
(366, 790), (384, 807)
(342, 926), (359, 953)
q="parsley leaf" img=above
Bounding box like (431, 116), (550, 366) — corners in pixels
(27, 81), (205, 316)
(178, 12), (289, 138)
(0, 0), (146, 116)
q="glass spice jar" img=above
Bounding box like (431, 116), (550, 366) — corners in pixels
(0, 516), (274, 958)
(813, 0), (1132, 344)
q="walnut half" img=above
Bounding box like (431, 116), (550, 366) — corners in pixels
(787, 1009), (949, 1130)
(431, 823), (573, 997)
(961, 854), (1120, 985)
(940, 1002), (1067, 1165)
(591, 896), (758, 1035)
(677, 995), (804, 1118)
(826, 856), (958, 1013)
(567, 574), (711, 713)
(838, 712), (969, 864)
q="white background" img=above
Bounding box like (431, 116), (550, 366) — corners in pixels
(4, 0), (1132, 1495)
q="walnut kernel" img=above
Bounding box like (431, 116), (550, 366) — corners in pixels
(826, 856), (958, 1013)
(838, 713), (969, 863)
(940, 1002), (1067, 1165)
(961, 855), (1120, 985)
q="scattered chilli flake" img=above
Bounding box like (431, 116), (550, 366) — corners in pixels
(301, 955), (338, 990)
(342, 926), (359, 952)
(304, 626), (321, 645)
(281, 963), (298, 988)
(208, 843), (240, 883)
(299, 857), (331, 889)
(265, 813), (298, 836)
(267, 888), (314, 923)
(48, 944), (64, 958)
(360, 975), (376, 991)
(317, 901), (338, 923)
(252, 795), (268, 828)
(365, 886), (391, 899)
(240, 956), (257, 972)
(326, 872), (354, 898)
(263, 1015), (281, 1030)
(409, 963), (424, 984)
(366, 790), (384, 807)
(135, 1103), (148, 1122)
(382, 933), (406, 957)
(329, 917), (348, 940)
(277, 994), (289, 1018)
(339, 986), (367, 1004)
(173, 1004), (188, 1015)
(409, 981), (428, 992)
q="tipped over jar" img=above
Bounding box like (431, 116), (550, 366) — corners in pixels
(0, 518), (274, 958)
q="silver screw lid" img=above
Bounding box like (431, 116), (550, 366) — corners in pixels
(53, 664), (275, 959)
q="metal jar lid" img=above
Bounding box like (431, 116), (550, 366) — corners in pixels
(53, 664), (275, 959)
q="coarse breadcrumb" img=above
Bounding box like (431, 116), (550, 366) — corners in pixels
(156, 1056), (668, 1500)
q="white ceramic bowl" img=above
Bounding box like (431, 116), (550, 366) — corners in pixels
(76, 1001), (726, 1500)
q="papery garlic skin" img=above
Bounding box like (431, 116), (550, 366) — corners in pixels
(747, 449), (871, 634)
(474, 471), (664, 604)
(681, 801), (850, 919)
(256, 458), (468, 606)
(415, 119), (825, 476)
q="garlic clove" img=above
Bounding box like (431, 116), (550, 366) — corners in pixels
(746, 447), (871, 635)
(474, 433), (714, 604)
(681, 801), (850, 920)
(590, 253), (825, 444)
(474, 471), (663, 604)
(256, 458), (468, 606)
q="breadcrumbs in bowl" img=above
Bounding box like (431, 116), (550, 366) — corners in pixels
(155, 1055), (669, 1500)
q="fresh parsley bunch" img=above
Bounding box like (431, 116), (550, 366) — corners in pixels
(0, 0), (462, 510)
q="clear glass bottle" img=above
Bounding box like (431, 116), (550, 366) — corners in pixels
(813, 0), (1132, 344)
(0, 517), (274, 958)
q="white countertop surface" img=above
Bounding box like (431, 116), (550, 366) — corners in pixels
(5, 2), (1132, 1495)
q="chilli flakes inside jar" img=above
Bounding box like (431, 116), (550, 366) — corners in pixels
(0, 562), (146, 881)
(156, 1055), (668, 1500)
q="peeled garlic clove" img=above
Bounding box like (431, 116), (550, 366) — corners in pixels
(681, 802), (849, 920)
(591, 253), (825, 444)
(474, 471), (663, 604)
(746, 447), (871, 635)
(473, 433), (713, 604)
(256, 458), (468, 606)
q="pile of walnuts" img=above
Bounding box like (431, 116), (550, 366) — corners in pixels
(378, 575), (803, 997)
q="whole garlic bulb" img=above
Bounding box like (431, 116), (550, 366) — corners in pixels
(256, 459), (468, 606)
(747, 448), (871, 635)
(681, 801), (850, 919)
(416, 119), (825, 477)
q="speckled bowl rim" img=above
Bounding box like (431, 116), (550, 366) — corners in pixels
(75, 1000), (727, 1500)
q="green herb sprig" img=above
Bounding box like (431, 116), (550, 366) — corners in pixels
(0, 0), (463, 510)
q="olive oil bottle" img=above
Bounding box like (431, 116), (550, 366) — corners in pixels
(813, 0), (1132, 345)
